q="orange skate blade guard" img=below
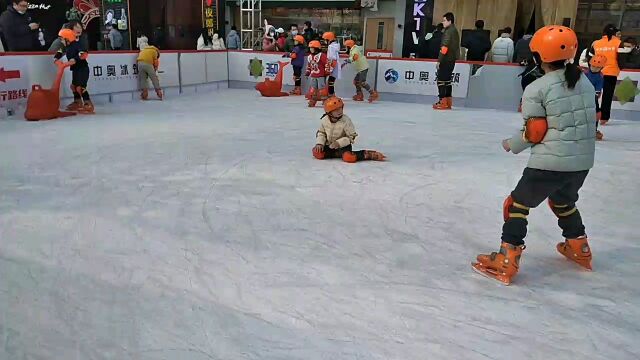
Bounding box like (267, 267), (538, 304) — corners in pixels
(472, 262), (514, 286)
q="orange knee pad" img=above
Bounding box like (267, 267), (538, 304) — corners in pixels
(503, 195), (529, 221)
(312, 148), (325, 160)
(503, 195), (514, 222)
(341, 151), (357, 163)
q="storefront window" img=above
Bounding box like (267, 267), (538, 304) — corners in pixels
(261, 8), (363, 42)
(576, 0), (640, 47)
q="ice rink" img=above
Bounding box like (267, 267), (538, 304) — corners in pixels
(1, 89), (639, 360)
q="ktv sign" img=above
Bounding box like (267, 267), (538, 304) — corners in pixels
(402, 0), (434, 58)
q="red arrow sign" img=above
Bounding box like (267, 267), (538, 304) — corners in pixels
(0, 67), (21, 82)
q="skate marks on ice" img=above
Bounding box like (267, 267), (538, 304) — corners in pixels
(1, 90), (640, 360)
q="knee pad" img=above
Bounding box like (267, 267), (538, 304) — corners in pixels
(548, 199), (577, 217)
(341, 151), (357, 163)
(312, 148), (325, 160)
(503, 195), (530, 222)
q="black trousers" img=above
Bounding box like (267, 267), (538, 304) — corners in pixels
(328, 76), (336, 95)
(502, 168), (589, 246)
(293, 65), (302, 87)
(72, 67), (91, 101)
(595, 94), (601, 130)
(436, 61), (455, 99)
(600, 75), (617, 121)
(321, 144), (365, 161)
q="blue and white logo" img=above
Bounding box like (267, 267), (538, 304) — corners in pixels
(384, 69), (399, 84)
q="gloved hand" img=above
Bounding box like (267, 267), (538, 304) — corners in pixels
(313, 144), (325, 153)
(502, 139), (511, 152)
(329, 141), (340, 149)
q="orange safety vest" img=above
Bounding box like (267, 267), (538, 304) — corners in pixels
(593, 36), (621, 77)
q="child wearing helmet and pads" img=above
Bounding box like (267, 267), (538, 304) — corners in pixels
(55, 28), (93, 113)
(472, 26), (597, 285)
(323, 32), (340, 97)
(313, 96), (386, 163)
(343, 40), (379, 103)
(284, 35), (306, 95)
(306, 40), (328, 107)
(584, 54), (607, 140)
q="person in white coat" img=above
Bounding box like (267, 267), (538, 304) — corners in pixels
(197, 28), (213, 50)
(211, 32), (225, 50)
(323, 31), (341, 97)
(491, 27), (514, 63)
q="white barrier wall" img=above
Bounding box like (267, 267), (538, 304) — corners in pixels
(1, 50), (639, 119)
(612, 71), (640, 112)
(228, 51), (295, 86)
(376, 59), (471, 98)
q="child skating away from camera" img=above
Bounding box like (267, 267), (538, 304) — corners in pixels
(313, 97), (386, 163)
(343, 39), (379, 103)
(584, 54), (607, 140)
(55, 29), (93, 113)
(306, 40), (328, 107)
(472, 26), (597, 285)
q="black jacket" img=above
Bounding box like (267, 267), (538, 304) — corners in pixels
(0, 6), (36, 51)
(461, 29), (491, 61)
(620, 47), (640, 69)
(514, 35), (533, 64)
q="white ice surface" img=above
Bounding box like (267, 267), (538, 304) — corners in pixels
(1, 89), (639, 360)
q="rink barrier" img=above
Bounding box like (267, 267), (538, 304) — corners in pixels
(0, 50), (638, 120)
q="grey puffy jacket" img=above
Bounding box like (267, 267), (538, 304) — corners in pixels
(509, 69), (596, 172)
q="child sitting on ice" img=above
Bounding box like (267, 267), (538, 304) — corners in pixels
(583, 54), (607, 140)
(312, 97), (386, 163)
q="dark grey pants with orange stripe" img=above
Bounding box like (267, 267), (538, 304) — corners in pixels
(502, 168), (589, 246)
(313, 145), (366, 163)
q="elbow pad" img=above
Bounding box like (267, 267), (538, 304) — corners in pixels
(523, 117), (548, 144)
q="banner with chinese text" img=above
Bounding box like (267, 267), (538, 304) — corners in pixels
(376, 59), (471, 97)
(203, 0), (219, 37)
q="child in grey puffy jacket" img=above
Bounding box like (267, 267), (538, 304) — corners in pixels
(473, 26), (596, 285)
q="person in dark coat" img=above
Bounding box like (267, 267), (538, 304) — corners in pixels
(620, 37), (640, 69)
(461, 20), (491, 61)
(514, 30), (534, 64)
(303, 21), (316, 43)
(0, 0), (39, 51)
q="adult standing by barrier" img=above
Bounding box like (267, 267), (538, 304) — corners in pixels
(0, 0), (39, 51)
(491, 27), (514, 63)
(462, 20), (491, 61)
(434, 12), (459, 110)
(593, 24), (623, 125)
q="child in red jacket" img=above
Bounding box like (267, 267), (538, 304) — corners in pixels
(306, 40), (328, 107)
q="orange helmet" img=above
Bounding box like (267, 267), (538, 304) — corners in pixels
(324, 96), (344, 113)
(58, 28), (76, 43)
(529, 26), (578, 63)
(322, 32), (336, 41)
(309, 40), (321, 49)
(294, 35), (305, 44)
(344, 39), (356, 48)
(589, 54), (607, 67)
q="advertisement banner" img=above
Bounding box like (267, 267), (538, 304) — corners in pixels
(228, 52), (295, 86)
(0, 57), (32, 110)
(102, 0), (130, 50)
(612, 71), (640, 112)
(376, 59), (471, 98)
(402, 0), (434, 58)
(60, 53), (179, 96)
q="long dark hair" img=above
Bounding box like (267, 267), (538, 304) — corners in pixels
(548, 60), (582, 89)
(200, 28), (212, 45)
(603, 24), (617, 40)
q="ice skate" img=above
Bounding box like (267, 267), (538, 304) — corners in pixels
(141, 89), (149, 100)
(65, 100), (81, 111)
(289, 86), (302, 96)
(368, 91), (379, 103)
(156, 89), (164, 100)
(596, 130), (604, 141)
(557, 236), (592, 270)
(472, 242), (525, 285)
(433, 97), (451, 110)
(308, 98), (318, 107)
(352, 92), (364, 101)
(364, 150), (386, 161)
(77, 100), (94, 114)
